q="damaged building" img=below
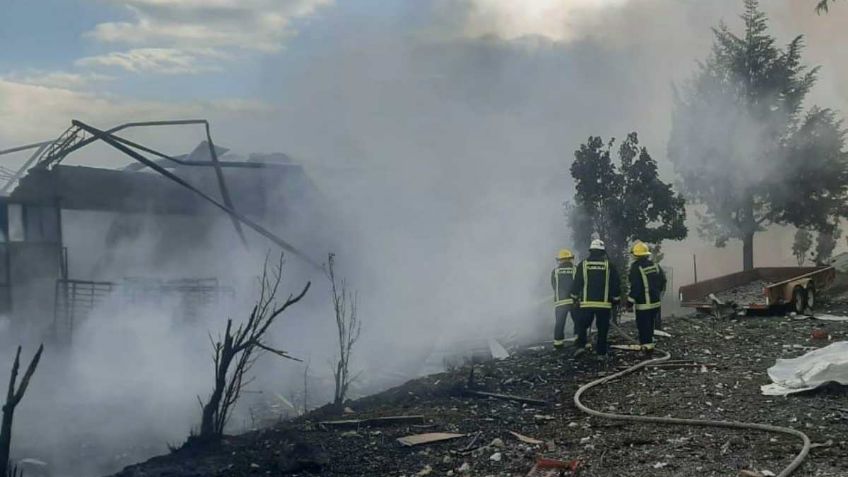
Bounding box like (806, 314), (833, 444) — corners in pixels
(0, 121), (330, 341)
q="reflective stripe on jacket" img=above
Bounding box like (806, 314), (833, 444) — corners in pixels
(551, 264), (575, 307)
(570, 253), (621, 309)
(627, 258), (667, 310)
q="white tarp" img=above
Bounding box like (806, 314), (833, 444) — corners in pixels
(761, 341), (848, 395)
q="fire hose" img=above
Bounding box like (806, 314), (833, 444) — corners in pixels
(572, 325), (811, 477)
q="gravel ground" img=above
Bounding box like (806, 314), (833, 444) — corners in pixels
(112, 313), (848, 477)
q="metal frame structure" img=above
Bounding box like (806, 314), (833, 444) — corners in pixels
(0, 119), (321, 270)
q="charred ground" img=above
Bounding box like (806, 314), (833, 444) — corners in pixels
(113, 312), (848, 477)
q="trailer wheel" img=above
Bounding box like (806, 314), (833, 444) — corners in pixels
(793, 286), (807, 315)
(806, 284), (816, 311)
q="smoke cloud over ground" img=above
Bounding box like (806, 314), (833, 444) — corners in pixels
(1, 1), (848, 475)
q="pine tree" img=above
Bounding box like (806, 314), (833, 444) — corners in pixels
(669, 0), (848, 270)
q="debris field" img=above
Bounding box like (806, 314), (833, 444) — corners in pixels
(113, 313), (848, 477)
(712, 280), (771, 305)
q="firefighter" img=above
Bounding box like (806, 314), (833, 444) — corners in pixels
(570, 239), (621, 359)
(551, 248), (576, 348)
(625, 241), (667, 356)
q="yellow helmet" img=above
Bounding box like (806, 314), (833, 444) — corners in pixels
(631, 241), (651, 257)
(557, 248), (574, 260)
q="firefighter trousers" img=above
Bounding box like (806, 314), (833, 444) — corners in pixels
(554, 304), (574, 342)
(575, 307), (611, 355)
(635, 308), (660, 345)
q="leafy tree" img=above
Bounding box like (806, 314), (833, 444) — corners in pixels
(669, 0), (848, 270)
(792, 228), (813, 266)
(816, 0), (839, 14)
(814, 225), (841, 264)
(567, 133), (687, 278)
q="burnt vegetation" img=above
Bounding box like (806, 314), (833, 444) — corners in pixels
(1, 345), (43, 477)
(193, 254), (310, 445)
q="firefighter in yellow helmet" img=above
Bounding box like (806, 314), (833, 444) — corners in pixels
(570, 239), (621, 359)
(551, 248), (576, 348)
(626, 241), (667, 356)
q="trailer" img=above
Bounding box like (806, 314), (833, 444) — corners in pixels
(678, 266), (835, 315)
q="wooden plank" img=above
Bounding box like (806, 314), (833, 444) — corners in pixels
(321, 415), (426, 429)
(465, 390), (548, 406)
(397, 432), (465, 447)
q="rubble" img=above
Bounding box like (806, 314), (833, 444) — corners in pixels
(111, 314), (848, 477)
(712, 280), (771, 305)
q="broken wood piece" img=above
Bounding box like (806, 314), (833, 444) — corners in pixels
(462, 431), (483, 451)
(526, 458), (582, 477)
(610, 344), (643, 351)
(647, 363), (714, 369)
(509, 431), (543, 445)
(465, 390), (548, 406)
(321, 415), (425, 429)
(739, 470), (764, 477)
(397, 432), (466, 447)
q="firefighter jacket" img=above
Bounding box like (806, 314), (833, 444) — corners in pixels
(570, 251), (621, 309)
(627, 257), (667, 310)
(551, 261), (575, 308)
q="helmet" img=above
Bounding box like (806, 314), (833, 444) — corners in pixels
(589, 239), (605, 251)
(557, 249), (574, 260)
(631, 241), (651, 257)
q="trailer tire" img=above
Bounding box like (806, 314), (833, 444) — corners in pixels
(806, 284), (816, 312)
(793, 286), (807, 315)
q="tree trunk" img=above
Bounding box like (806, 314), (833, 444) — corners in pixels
(742, 195), (756, 271)
(743, 231), (755, 271)
(0, 406), (13, 476)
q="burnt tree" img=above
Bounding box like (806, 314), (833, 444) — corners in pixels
(1, 345), (44, 476)
(325, 253), (361, 407)
(197, 254), (310, 442)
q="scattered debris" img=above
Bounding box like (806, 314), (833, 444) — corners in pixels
(320, 415), (425, 429)
(489, 452), (502, 462)
(810, 314), (848, 322)
(396, 432), (466, 447)
(509, 431), (543, 445)
(533, 414), (555, 421)
(415, 464), (433, 476)
(525, 457), (581, 476)
(610, 344), (644, 351)
(488, 338), (510, 360)
(713, 280), (771, 305)
(654, 329), (672, 338)
(465, 390), (548, 406)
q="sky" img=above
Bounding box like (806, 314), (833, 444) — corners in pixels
(2, 0), (848, 326)
(2, 0), (848, 302)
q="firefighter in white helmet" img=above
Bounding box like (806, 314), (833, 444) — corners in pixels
(570, 239), (621, 360)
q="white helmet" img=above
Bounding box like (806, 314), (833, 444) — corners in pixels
(589, 239), (605, 251)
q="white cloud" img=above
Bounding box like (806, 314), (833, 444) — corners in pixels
(87, 0), (333, 52)
(458, 0), (631, 42)
(1, 70), (114, 89)
(0, 79), (272, 145)
(76, 48), (226, 74)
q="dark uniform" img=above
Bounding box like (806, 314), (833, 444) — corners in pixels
(570, 250), (621, 355)
(551, 260), (576, 346)
(627, 257), (666, 350)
